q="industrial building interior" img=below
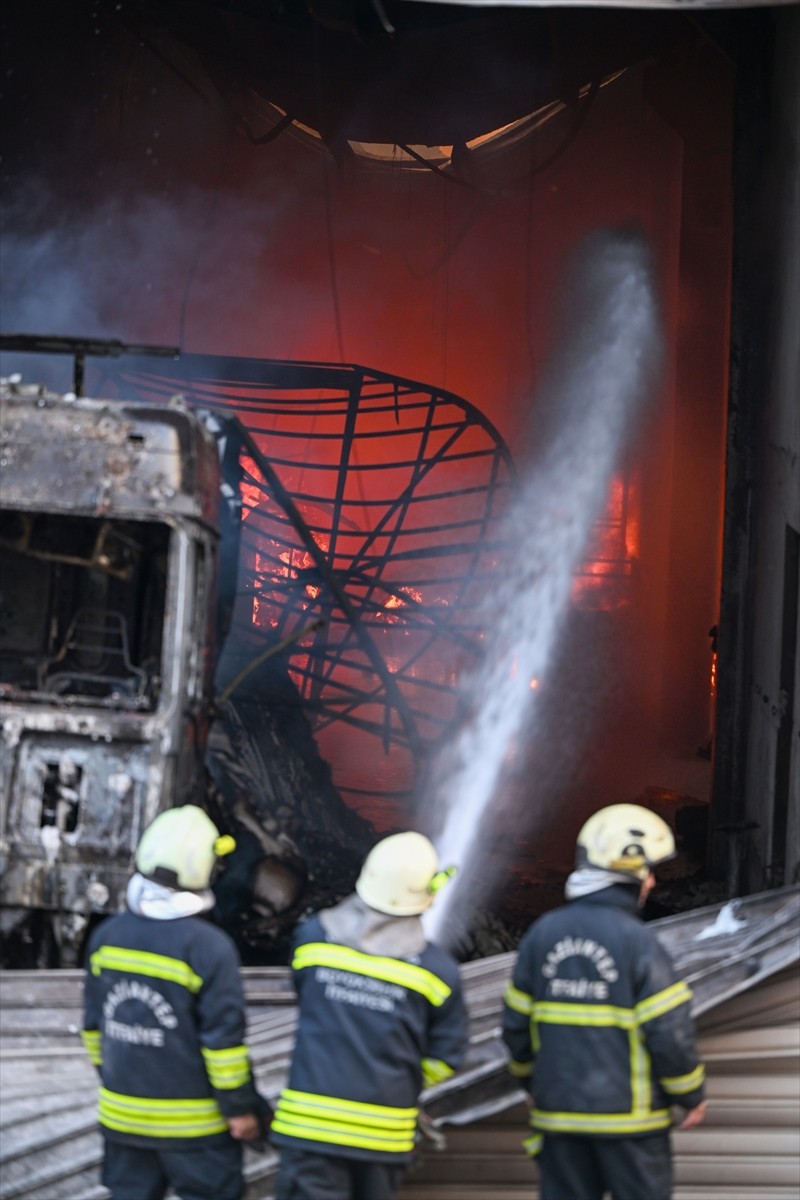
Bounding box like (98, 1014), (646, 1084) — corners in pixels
(1, 1), (798, 948)
(1, 3), (799, 1199)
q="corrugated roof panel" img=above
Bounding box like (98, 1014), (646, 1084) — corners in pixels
(1, 887), (797, 1199)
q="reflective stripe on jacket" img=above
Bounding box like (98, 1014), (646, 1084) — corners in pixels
(82, 909), (259, 1148)
(501, 886), (705, 1141)
(271, 914), (468, 1162)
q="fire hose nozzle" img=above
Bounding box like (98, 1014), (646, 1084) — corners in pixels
(417, 1111), (447, 1152)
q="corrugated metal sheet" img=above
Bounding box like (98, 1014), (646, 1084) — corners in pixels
(399, 888), (800, 1200)
(0, 886), (797, 1200)
(399, 963), (800, 1200)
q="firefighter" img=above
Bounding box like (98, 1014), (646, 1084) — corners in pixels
(271, 831), (469, 1200)
(502, 803), (707, 1200)
(82, 805), (271, 1200)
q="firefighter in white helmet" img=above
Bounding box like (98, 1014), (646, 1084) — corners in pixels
(271, 831), (468, 1200)
(502, 804), (707, 1200)
(82, 805), (271, 1200)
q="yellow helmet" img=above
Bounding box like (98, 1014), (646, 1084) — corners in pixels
(135, 805), (236, 891)
(575, 804), (675, 881)
(356, 831), (445, 916)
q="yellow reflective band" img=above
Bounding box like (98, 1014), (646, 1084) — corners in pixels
(661, 1063), (705, 1094)
(292, 943), (452, 1007)
(532, 1108), (671, 1135)
(271, 1115), (416, 1154)
(508, 1058), (533, 1078)
(421, 1057), (455, 1088)
(201, 1044), (251, 1090)
(523, 1133), (543, 1157)
(90, 946), (203, 993)
(81, 1028), (102, 1066)
(629, 1028), (651, 1115)
(635, 981), (692, 1025)
(609, 852), (646, 873)
(279, 1089), (417, 1125)
(529, 1001), (666, 1121)
(534, 1001), (636, 1028)
(428, 866), (457, 894)
(274, 1089), (418, 1154)
(98, 1088), (227, 1138)
(504, 983), (533, 1015)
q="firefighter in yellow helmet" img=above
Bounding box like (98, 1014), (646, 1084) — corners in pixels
(271, 831), (468, 1200)
(502, 804), (707, 1200)
(82, 806), (271, 1200)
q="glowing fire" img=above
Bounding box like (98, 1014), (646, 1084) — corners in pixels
(239, 458), (264, 522)
(246, 482), (332, 627)
(571, 469), (640, 610)
(380, 586), (423, 623)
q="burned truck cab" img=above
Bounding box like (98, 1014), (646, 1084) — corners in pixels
(0, 381), (222, 965)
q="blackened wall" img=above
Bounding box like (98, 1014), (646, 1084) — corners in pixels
(712, 6), (800, 893)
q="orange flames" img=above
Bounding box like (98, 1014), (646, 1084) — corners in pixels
(572, 469), (640, 611)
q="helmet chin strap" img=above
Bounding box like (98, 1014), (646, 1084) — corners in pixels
(637, 871), (657, 907)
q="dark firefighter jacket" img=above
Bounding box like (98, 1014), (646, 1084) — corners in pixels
(82, 909), (263, 1148)
(502, 885), (705, 1152)
(270, 912), (469, 1162)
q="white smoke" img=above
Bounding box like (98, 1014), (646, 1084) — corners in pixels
(424, 228), (664, 946)
(0, 173), (297, 377)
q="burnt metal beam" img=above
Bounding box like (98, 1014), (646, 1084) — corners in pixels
(0, 334), (180, 397)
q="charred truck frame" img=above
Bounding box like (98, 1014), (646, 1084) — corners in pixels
(0, 369), (224, 965)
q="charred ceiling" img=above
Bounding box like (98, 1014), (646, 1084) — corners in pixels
(116, 2), (680, 148)
(2, 1), (730, 171)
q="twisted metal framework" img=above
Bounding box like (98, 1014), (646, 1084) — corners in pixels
(0, 336), (639, 814)
(97, 353), (517, 808)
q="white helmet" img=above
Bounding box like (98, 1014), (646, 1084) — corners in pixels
(575, 804), (675, 882)
(135, 805), (236, 891)
(356, 831), (447, 916)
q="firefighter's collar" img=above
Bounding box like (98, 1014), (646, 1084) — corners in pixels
(319, 892), (428, 958)
(565, 867), (638, 900)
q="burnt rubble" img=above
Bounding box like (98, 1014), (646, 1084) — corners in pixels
(205, 657), (376, 964)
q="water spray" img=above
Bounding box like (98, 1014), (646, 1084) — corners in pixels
(423, 228), (664, 947)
